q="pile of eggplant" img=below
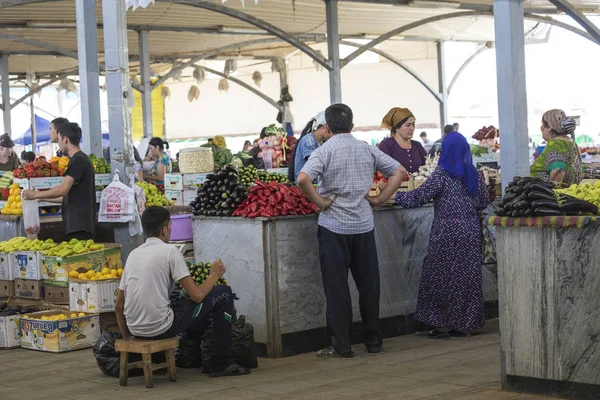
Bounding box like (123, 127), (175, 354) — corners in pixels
(497, 176), (598, 217)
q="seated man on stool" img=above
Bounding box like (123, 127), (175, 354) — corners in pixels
(115, 206), (250, 378)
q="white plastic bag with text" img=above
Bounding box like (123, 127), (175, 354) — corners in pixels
(98, 173), (136, 223)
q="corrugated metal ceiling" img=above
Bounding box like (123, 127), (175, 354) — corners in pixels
(0, 0), (592, 74)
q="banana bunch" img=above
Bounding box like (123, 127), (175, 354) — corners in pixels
(554, 181), (600, 208)
(0, 237), (56, 253)
(43, 238), (105, 257)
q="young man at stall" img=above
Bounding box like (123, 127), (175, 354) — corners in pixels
(297, 104), (407, 358)
(22, 122), (96, 240)
(115, 206), (250, 377)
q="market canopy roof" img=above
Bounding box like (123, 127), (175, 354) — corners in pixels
(1, 0), (595, 76)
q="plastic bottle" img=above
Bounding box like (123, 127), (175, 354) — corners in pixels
(262, 141), (273, 169)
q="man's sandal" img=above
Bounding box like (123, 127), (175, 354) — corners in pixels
(316, 347), (354, 358)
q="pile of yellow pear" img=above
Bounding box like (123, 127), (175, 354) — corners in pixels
(69, 267), (123, 281)
(0, 237), (56, 253)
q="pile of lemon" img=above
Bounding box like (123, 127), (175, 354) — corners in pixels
(69, 267), (123, 281)
(1, 184), (23, 215)
(22, 313), (87, 320)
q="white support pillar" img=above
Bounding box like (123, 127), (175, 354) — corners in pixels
(76, 0), (103, 157)
(494, 0), (530, 190)
(102, 0), (143, 260)
(0, 55), (11, 135)
(436, 41), (448, 129)
(325, 0), (342, 104)
(137, 30), (153, 139)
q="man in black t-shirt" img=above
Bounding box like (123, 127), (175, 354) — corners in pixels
(23, 123), (96, 240)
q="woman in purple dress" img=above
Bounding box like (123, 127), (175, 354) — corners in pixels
(379, 108), (427, 174)
(372, 132), (491, 338)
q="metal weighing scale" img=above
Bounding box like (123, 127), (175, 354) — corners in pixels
(170, 241), (194, 258)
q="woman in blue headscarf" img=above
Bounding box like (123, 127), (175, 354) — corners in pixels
(392, 132), (491, 338)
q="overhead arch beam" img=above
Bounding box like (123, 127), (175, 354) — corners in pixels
(524, 12), (598, 45)
(546, 0), (600, 43)
(152, 37), (285, 88)
(448, 44), (490, 96)
(167, 0), (330, 70)
(339, 39), (441, 102)
(343, 11), (492, 66)
(194, 65), (280, 110)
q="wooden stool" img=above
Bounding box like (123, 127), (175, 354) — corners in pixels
(115, 337), (179, 388)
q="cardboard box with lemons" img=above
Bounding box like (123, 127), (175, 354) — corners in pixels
(20, 310), (100, 352)
(42, 244), (122, 287)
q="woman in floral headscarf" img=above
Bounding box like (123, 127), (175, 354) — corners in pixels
(372, 132), (491, 338)
(379, 108), (427, 174)
(530, 109), (582, 185)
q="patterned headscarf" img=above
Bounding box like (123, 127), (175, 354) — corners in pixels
(438, 132), (479, 197)
(311, 111), (327, 132)
(381, 108), (414, 131)
(212, 135), (227, 149)
(542, 109), (576, 136)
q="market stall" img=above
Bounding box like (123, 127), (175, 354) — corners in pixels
(192, 204), (500, 358)
(487, 177), (600, 398)
(492, 216), (600, 398)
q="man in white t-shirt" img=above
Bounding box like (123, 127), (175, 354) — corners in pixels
(115, 206), (250, 377)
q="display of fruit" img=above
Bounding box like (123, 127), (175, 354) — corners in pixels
(238, 165), (259, 185)
(257, 170), (288, 184)
(89, 154), (111, 174)
(43, 238), (104, 257)
(69, 266), (123, 281)
(13, 158), (62, 179)
(0, 171), (14, 189)
(136, 181), (173, 207)
(373, 172), (387, 185)
(49, 155), (70, 172)
(1, 183), (22, 215)
(238, 165), (288, 186)
(0, 237), (56, 253)
(186, 260), (228, 286)
(555, 181), (600, 211)
(191, 166), (248, 217)
(21, 313), (87, 321)
(232, 180), (318, 218)
(497, 176), (599, 217)
(472, 126), (499, 152)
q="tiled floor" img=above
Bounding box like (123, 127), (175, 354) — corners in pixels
(0, 319), (563, 400)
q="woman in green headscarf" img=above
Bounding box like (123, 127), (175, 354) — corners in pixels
(530, 109), (583, 185)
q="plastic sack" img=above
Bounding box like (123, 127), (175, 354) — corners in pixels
(21, 196), (40, 238)
(175, 324), (204, 368)
(98, 173), (136, 223)
(201, 315), (258, 371)
(93, 331), (143, 378)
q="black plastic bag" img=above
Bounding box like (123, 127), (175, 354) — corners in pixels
(93, 331), (143, 378)
(232, 316), (258, 369)
(201, 315), (258, 371)
(175, 325), (204, 368)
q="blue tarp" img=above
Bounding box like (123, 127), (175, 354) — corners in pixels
(14, 115), (51, 146)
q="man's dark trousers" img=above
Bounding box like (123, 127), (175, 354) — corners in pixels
(318, 226), (382, 354)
